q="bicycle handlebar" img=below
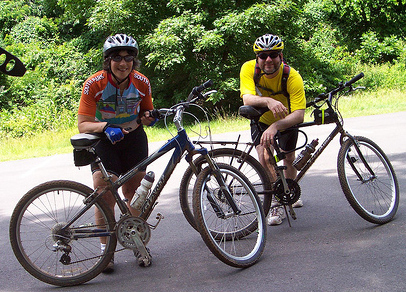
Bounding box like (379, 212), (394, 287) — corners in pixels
(187, 79), (213, 102)
(307, 72), (364, 108)
(137, 80), (215, 124)
(193, 80), (213, 95)
(344, 72), (364, 87)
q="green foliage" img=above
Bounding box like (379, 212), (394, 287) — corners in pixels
(351, 62), (406, 91)
(0, 1), (33, 36)
(355, 32), (406, 64)
(0, 98), (77, 138)
(1, 0), (406, 141)
(327, 0), (406, 49)
(144, 2), (304, 110)
(9, 16), (59, 45)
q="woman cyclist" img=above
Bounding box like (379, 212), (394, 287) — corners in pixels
(78, 33), (156, 272)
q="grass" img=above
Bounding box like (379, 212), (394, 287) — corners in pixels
(1, 87), (405, 162)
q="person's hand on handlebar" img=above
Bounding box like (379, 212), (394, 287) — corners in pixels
(140, 110), (158, 126)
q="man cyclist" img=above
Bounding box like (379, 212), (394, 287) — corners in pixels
(240, 34), (306, 225)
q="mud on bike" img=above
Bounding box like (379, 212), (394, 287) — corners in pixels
(180, 73), (399, 228)
(9, 81), (267, 287)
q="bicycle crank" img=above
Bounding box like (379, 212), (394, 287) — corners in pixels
(273, 178), (301, 223)
(273, 178), (301, 206)
(116, 216), (151, 249)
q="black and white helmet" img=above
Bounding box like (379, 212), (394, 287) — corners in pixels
(253, 34), (284, 53)
(103, 34), (139, 58)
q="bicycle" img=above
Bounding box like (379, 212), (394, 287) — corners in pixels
(9, 81), (267, 287)
(180, 73), (399, 227)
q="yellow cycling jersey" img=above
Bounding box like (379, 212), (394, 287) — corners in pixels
(240, 59), (306, 125)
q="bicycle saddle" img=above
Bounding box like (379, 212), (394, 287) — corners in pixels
(238, 105), (269, 120)
(70, 133), (104, 149)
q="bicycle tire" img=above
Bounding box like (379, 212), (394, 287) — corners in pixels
(179, 148), (272, 231)
(193, 163), (266, 268)
(337, 136), (399, 224)
(9, 180), (117, 286)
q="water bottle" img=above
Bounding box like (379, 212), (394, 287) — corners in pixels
(130, 171), (155, 210)
(292, 139), (319, 170)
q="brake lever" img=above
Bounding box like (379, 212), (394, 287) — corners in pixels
(346, 85), (365, 94)
(202, 90), (217, 99)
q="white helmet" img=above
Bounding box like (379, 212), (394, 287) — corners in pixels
(103, 34), (138, 58)
(253, 34), (284, 53)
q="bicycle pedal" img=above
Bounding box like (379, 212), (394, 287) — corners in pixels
(148, 213), (164, 230)
(288, 205), (297, 220)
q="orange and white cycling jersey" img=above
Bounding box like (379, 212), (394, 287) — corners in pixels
(79, 70), (153, 125)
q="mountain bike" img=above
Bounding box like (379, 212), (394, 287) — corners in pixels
(181, 73), (399, 227)
(9, 81), (267, 287)
(241, 72), (399, 224)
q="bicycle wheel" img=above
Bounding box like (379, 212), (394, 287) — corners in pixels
(179, 148), (271, 231)
(193, 163), (266, 268)
(337, 136), (399, 224)
(9, 180), (117, 286)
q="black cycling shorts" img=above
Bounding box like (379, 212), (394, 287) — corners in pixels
(91, 126), (148, 177)
(250, 121), (298, 152)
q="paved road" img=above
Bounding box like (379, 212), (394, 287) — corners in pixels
(0, 112), (405, 292)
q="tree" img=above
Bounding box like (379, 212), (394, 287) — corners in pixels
(328, 0), (406, 48)
(144, 2), (303, 110)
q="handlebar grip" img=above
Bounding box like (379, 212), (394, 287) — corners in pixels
(193, 80), (213, 95)
(150, 109), (161, 119)
(345, 72), (364, 87)
(136, 109), (161, 124)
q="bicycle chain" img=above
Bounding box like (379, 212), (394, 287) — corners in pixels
(116, 216), (151, 249)
(273, 178), (301, 205)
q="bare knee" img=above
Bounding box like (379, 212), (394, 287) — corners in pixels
(92, 171), (117, 208)
(122, 171), (145, 200)
(284, 152), (295, 165)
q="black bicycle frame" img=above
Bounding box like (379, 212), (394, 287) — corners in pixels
(293, 120), (344, 182)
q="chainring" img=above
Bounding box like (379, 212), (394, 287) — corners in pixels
(273, 178), (301, 205)
(116, 216), (151, 249)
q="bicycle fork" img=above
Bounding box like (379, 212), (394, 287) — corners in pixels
(190, 153), (242, 218)
(343, 134), (376, 183)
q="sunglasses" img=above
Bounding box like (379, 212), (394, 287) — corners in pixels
(257, 52), (280, 60)
(111, 55), (135, 62)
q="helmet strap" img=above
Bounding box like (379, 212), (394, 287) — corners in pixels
(111, 71), (129, 86)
